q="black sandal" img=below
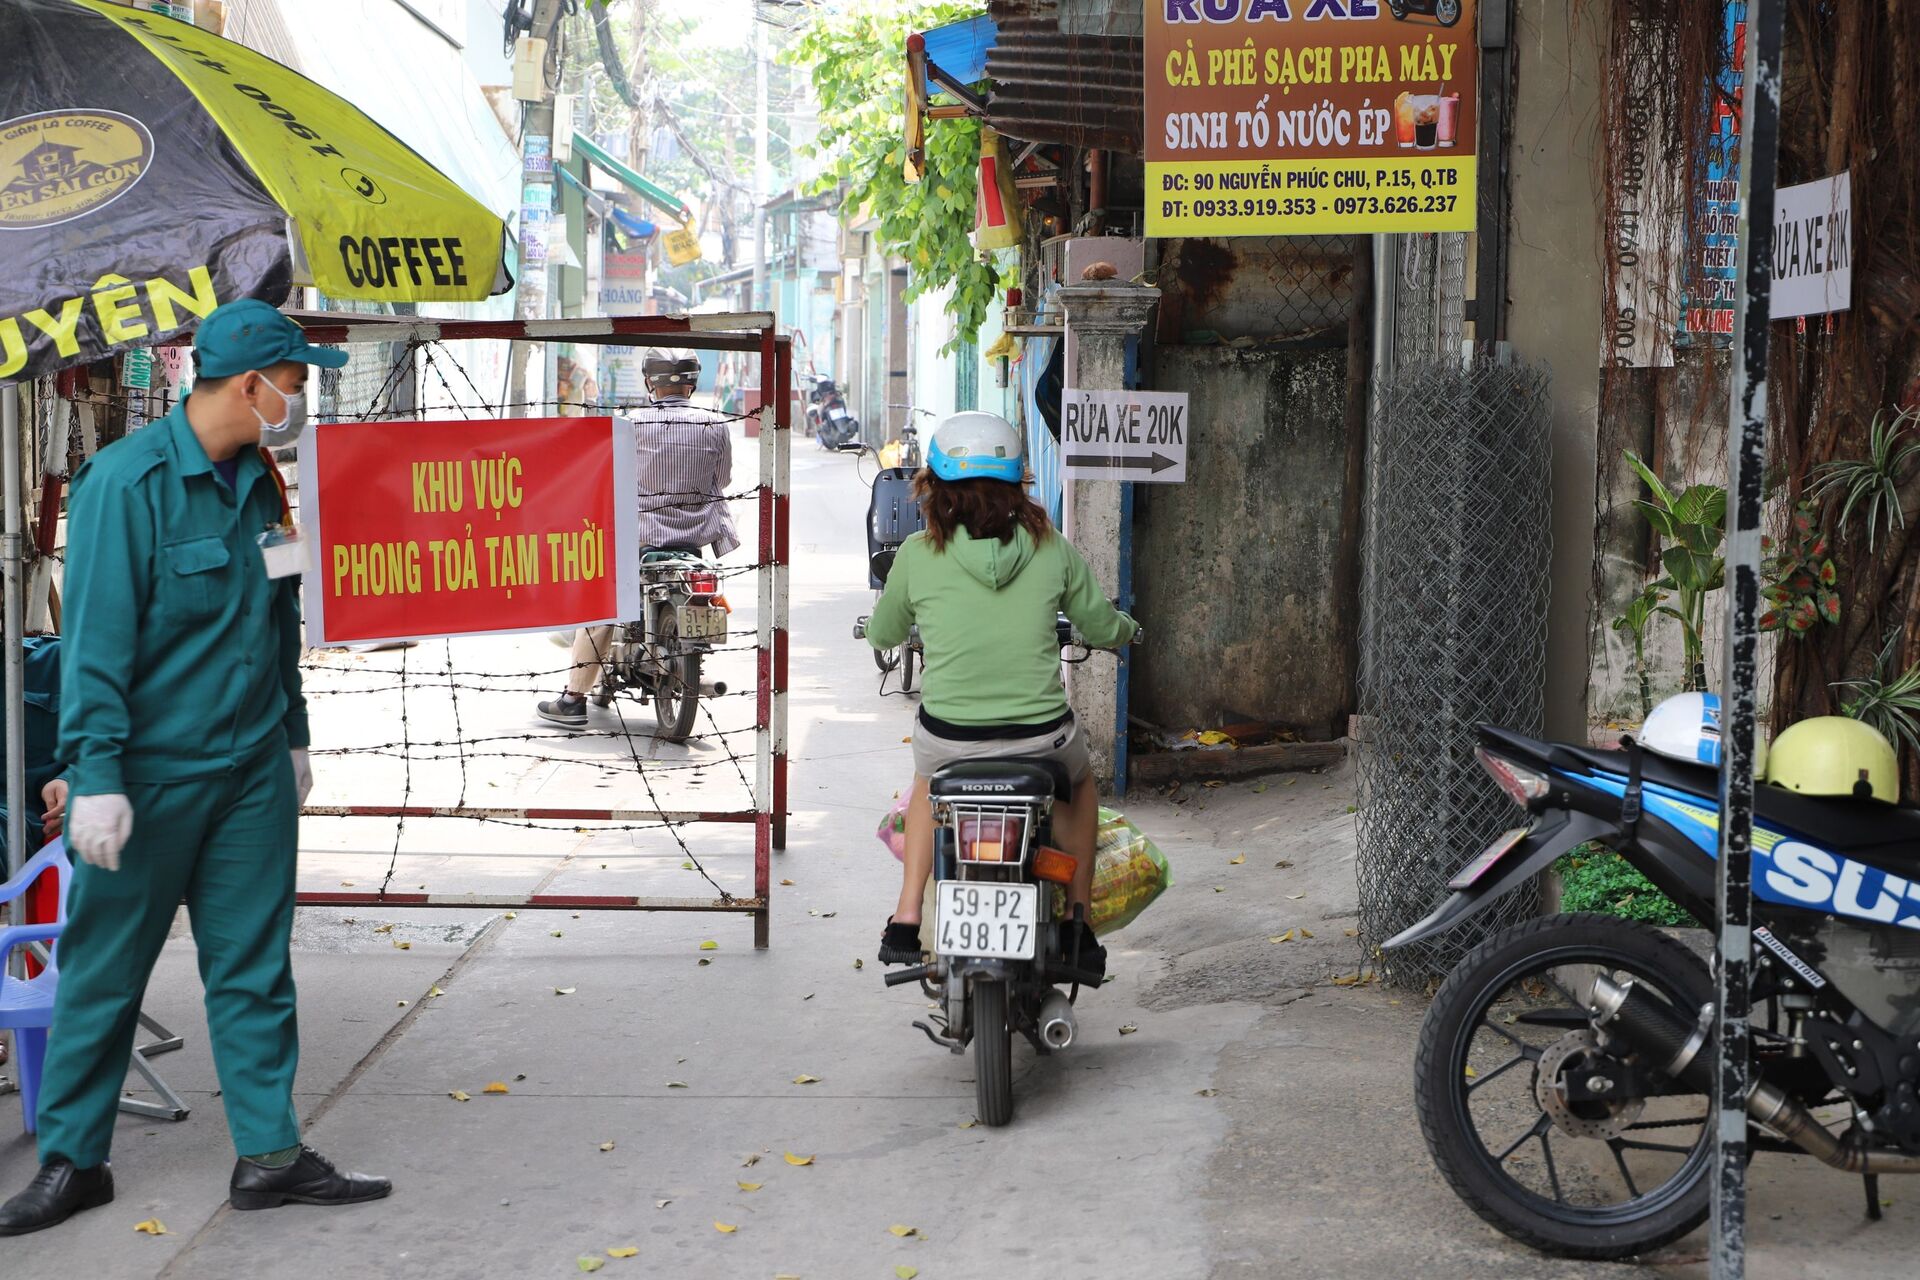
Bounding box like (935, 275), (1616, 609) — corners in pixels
(1064, 920), (1107, 984)
(878, 917), (923, 965)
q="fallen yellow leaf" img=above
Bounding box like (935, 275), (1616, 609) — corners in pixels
(1118, 1023), (1139, 1035)
(784, 1152), (814, 1167)
(896, 1267), (919, 1280)
(554, 987), (576, 995)
(1344, 928), (1360, 937)
(606, 1246), (638, 1259)
(133, 1218), (167, 1235)
(1229, 854), (1246, 865)
(448, 1090), (472, 1102)
(428, 985), (446, 998)
(1287, 892), (1306, 900)
(1268, 931), (1294, 944)
(655, 1199), (672, 1209)
(1464, 1066), (1479, 1079)
(504, 911), (518, 920)
(957, 1119), (976, 1129)
(699, 940), (719, 951)
(1298, 927), (1314, 939)
(372, 923), (395, 934)
(666, 1081), (689, 1089)
(577, 1258), (604, 1274)
(853, 958), (864, 970)
(483, 1082), (510, 1095)
(598, 1141), (616, 1152)
(396, 999), (408, 1007)
(550, 930), (565, 938)
(394, 940), (412, 950)
(737, 1180), (763, 1192)
(792, 1074), (821, 1085)
(781, 878), (795, 886)
(742, 1153), (762, 1167)
(1197, 1088), (1220, 1097)
(888, 1224), (918, 1238)
(714, 1221), (738, 1234)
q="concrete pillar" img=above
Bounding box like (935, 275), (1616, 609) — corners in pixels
(1058, 281), (1160, 792)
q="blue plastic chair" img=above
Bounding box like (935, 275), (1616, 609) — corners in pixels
(0, 838), (70, 1134)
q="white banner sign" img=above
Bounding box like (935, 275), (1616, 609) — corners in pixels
(1059, 389), (1189, 484)
(1771, 172), (1852, 320)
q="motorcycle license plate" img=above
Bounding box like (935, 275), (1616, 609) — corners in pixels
(935, 881), (1038, 960)
(676, 605), (728, 641)
(1447, 825), (1532, 890)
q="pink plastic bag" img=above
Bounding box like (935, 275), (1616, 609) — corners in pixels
(876, 790), (910, 862)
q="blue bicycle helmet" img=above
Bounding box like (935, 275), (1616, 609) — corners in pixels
(927, 411), (1024, 483)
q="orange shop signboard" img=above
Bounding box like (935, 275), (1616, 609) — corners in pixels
(298, 416), (641, 646)
(1145, 0), (1478, 237)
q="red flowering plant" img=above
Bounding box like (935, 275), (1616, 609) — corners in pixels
(1761, 501), (1841, 634)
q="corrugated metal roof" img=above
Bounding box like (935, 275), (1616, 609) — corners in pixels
(985, 0), (1143, 155)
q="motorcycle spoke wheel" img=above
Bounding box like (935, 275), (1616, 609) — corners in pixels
(649, 613), (702, 743)
(1414, 914), (1713, 1260)
(873, 645), (901, 674)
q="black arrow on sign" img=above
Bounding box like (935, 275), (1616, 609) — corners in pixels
(1064, 452), (1178, 475)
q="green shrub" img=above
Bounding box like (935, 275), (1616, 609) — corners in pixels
(1553, 844), (1695, 927)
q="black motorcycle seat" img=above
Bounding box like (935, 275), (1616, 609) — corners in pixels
(928, 758), (1071, 801)
(1545, 737), (1920, 872)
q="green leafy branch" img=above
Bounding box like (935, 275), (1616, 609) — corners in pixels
(789, 1), (1000, 350)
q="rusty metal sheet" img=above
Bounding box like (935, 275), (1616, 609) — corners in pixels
(986, 1), (1143, 154)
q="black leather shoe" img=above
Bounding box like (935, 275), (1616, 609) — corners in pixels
(878, 917), (923, 965)
(229, 1147), (391, 1211)
(0, 1160), (114, 1236)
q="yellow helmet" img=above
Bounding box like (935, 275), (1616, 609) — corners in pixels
(1765, 716), (1899, 803)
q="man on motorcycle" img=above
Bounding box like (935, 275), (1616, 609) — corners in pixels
(536, 354), (740, 728)
(864, 411), (1136, 977)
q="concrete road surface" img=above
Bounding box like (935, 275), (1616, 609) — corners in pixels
(3, 424), (1915, 1278)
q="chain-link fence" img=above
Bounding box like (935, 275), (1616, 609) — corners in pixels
(1152, 234), (1356, 341)
(1357, 357), (1554, 985)
(1391, 231), (1469, 363)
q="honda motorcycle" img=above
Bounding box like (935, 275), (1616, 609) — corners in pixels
(806, 375), (860, 450)
(879, 624), (1138, 1127)
(591, 550), (729, 742)
(1390, 724), (1920, 1259)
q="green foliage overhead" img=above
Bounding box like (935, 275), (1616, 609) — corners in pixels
(791, 1), (1000, 349)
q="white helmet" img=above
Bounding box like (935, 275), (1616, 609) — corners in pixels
(928, 411), (1024, 483)
(1641, 691), (1768, 774)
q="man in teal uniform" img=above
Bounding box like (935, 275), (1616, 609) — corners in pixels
(0, 300), (391, 1234)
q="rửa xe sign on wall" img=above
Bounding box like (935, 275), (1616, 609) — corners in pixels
(1146, 0), (1478, 237)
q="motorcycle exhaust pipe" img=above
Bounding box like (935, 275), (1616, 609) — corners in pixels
(1591, 976), (1920, 1175)
(698, 680), (727, 697)
(1038, 990), (1076, 1051)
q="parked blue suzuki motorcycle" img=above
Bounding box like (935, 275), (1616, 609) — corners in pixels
(1389, 693), (1920, 1259)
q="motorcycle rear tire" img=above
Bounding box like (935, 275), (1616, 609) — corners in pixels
(1415, 913), (1713, 1260)
(651, 611), (702, 743)
(974, 978), (1014, 1127)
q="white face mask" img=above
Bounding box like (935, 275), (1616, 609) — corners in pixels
(249, 373), (307, 448)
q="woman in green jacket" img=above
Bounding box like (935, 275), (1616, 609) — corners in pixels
(865, 412), (1137, 976)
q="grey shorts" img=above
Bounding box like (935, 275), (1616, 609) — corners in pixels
(911, 713), (1091, 785)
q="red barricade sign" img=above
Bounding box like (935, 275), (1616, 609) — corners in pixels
(298, 416), (640, 645)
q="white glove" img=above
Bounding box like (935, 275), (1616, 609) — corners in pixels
(291, 748), (313, 808)
(68, 793), (133, 872)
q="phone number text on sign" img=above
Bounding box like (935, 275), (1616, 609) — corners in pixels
(1145, 0), (1480, 237)
(1154, 158), (1472, 235)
